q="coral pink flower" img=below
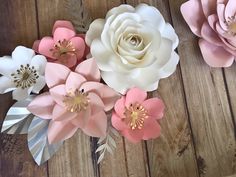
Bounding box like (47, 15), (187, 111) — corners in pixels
(111, 87), (164, 143)
(33, 20), (86, 68)
(181, 0), (236, 67)
(27, 58), (120, 144)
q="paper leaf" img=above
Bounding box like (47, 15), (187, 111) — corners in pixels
(66, 0), (92, 33)
(96, 126), (119, 164)
(1, 97), (35, 134)
(28, 117), (63, 165)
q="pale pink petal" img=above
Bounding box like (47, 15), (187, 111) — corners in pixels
(114, 96), (126, 118)
(82, 111), (107, 137)
(201, 21), (222, 46)
(81, 82), (120, 111)
(48, 120), (78, 144)
(111, 113), (127, 131)
(217, 3), (228, 30)
(70, 37), (85, 61)
(125, 87), (147, 107)
(32, 40), (40, 52)
(56, 55), (77, 68)
(52, 20), (75, 34)
(65, 72), (86, 93)
(52, 104), (77, 121)
(53, 28), (76, 42)
(50, 84), (67, 106)
(38, 37), (55, 59)
(45, 63), (70, 88)
(199, 39), (234, 67)
(225, 0), (236, 19)
(70, 106), (91, 128)
(123, 128), (144, 143)
(88, 92), (105, 115)
(181, 0), (205, 37)
(27, 92), (55, 119)
(208, 14), (218, 29)
(200, 0), (216, 17)
(142, 98), (165, 119)
(142, 119), (161, 140)
(75, 58), (101, 82)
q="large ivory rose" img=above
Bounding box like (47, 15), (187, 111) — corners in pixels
(181, 0), (236, 67)
(86, 4), (179, 94)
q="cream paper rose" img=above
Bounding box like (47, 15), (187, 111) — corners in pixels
(86, 4), (179, 94)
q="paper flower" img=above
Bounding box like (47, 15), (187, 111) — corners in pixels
(0, 46), (47, 101)
(85, 4), (179, 94)
(111, 87), (164, 143)
(27, 58), (120, 144)
(181, 0), (236, 67)
(33, 20), (86, 68)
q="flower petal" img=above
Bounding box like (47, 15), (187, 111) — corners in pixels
(225, 0), (236, 18)
(53, 28), (76, 42)
(27, 92), (55, 119)
(32, 76), (46, 94)
(38, 37), (55, 59)
(30, 55), (47, 75)
(142, 119), (161, 140)
(111, 113), (127, 131)
(106, 4), (134, 19)
(12, 88), (31, 101)
(0, 57), (16, 77)
(0, 76), (15, 93)
(12, 46), (35, 65)
(52, 104), (77, 121)
(87, 92), (105, 115)
(32, 40), (40, 52)
(161, 23), (179, 50)
(65, 72), (86, 93)
(81, 82), (120, 111)
(50, 84), (66, 107)
(125, 87), (147, 107)
(75, 58), (101, 82)
(123, 128), (144, 143)
(52, 20), (75, 34)
(200, 0), (216, 17)
(45, 63), (70, 88)
(85, 19), (105, 46)
(48, 120), (78, 144)
(181, 0), (205, 37)
(70, 105), (91, 128)
(70, 37), (86, 61)
(142, 98), (165, 119)
(201, 21), (222, 45)
(114, 96), (126, 118)
(82, 111), (107, 137)
(199, 39), (234, 67)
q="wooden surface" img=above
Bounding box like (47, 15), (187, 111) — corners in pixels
(0, 0), (235, 177)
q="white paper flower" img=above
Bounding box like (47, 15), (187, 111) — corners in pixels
(86, 4), (179, 94)
(0, 46), (47, 100)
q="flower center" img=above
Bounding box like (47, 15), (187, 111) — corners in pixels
(124, 103), (148, 130)
(63, 89), (89, 113)
(50, 39), (76, 63)
(11, 64), (39, 89)
(225, 16), (236, 36)
(126, 34), (142, 46)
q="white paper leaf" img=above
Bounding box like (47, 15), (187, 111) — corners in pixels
(66, 0), (92, 33)
(1, 96), (35, 134)
(97, 151), (105, 164)
(28, 116), (63, 165)
(95, 144), (106, 153)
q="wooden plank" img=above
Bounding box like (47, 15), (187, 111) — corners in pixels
(126, 0), (200, 177)
(0, 0), (48, 177)
(169, 0), (236, 177)
(36, 0), (97, 177)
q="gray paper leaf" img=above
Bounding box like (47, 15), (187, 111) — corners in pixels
(1, 97), (34, 134)
(28, 117), (63, 165)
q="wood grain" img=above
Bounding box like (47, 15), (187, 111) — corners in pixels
(169, 0), (236, 177)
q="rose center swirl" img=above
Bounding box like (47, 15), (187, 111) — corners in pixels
(124, 103), (148, 130)
(11, 64), (39, 89)
(63, 89), (89, 113)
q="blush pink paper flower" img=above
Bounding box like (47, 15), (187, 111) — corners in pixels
(181, 0), (236, 67)
(33, 20), (86, 68)
(27, 58), (120, 144)
(111, 87), (164, 143)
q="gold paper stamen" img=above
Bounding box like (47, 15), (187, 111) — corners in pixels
(63, 89), (89, 113)
(50, 39), (76, 63)
(225, 16), (236, 36)
(124, 103), (148, 130)
(11, 64), (39, 89)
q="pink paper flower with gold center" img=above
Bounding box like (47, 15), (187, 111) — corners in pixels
(33, 20), (86, 68)
(27, 58), (120, 144)
(181, 0), (236, 67)
(111, 87), (165, 143)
